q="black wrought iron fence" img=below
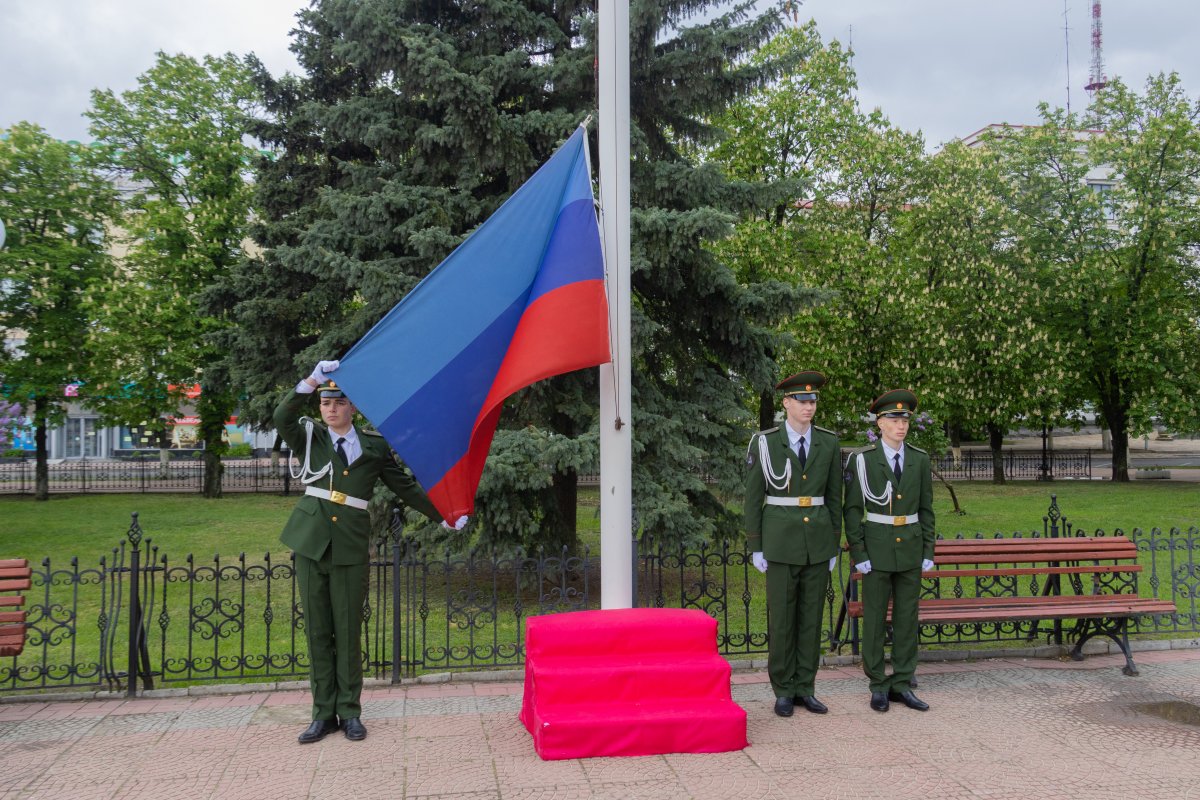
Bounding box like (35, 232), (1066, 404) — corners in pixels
(0, 456), (297, 495)
(1, 498), (1195, 695)
(933, 450), (1092, 480)
(0, 448), (1094, 495)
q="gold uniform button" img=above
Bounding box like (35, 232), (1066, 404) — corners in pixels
(343, 470), (350, 476)
(896, 493), (903, 499)
(801, 474), (807, 480)
(803, 517), (810, 523)
(332, 516), (339, 522)
(896, 537), (902, 542)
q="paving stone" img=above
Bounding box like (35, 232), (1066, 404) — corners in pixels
(1, 648), (1200, 798)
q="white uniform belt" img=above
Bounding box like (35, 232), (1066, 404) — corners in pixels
(305, 486), (369, 510)
(764, 496), (825, 507)
(866, 511), (920, 526)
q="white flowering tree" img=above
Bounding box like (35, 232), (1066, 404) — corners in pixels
(996, 75), (1200, 480)
(896, 140), (1080, 483)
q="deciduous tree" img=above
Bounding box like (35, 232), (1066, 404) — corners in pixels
(0, 123), (115, 499)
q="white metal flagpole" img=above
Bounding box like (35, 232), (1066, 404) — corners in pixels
(597, 0), (633, 609)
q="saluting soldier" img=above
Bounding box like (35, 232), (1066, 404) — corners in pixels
(843, 389), (935, 713)
(275, 360), (467, 744)
(744, 371), (842, 718)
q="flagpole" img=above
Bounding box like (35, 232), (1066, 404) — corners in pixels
(598, 0), (632, 609)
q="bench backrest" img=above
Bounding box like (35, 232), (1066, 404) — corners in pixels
(0, 558), (30, 657)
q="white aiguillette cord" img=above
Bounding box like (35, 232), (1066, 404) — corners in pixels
(855, 451), (893, 506)
(289, 417), (332, 485)
(749, 433), (791, 492)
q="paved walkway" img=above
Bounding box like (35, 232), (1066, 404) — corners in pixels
(2, 648), (1200, 799)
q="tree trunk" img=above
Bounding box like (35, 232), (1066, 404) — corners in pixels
(758, 388), (774, 433)
(932, 468), (965, 515)
(1104, 402), (1131, 482)
(198, 379), (234, 498)
(987, 422), (1005, 484)
(546, 469), (580, 554)
(34, 397), (49, 501)
(545, 408), (580, 553)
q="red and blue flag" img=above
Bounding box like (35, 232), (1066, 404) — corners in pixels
(334, 126), (611, 521)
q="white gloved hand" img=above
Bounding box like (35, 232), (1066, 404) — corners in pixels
(922, 558), (935, 572)
(855, 560), (872, 575)
(441, 515), (470, 531)
(829, 556), (838, 572)
(309, 359), (340, 385)
(751, 552), (768, 574)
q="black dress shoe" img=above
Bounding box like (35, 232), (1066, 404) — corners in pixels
(298, 718), (339, 744)
(869, 691), (890, 712)
(795, 695), (828, 714)
(888, 690), (930, 711)
(773, 696), (795, 717)
(342, 716), (368, 740)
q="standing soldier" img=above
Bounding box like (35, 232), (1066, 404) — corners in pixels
(744, 371), (842, 717)
(843, 389), (935, 713)
(276, 360), (466, 743)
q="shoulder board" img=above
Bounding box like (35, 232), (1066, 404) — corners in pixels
(749, 426), (779, 440)
(842, 445), (871, 456)
(814, 425), (838, 437)
(907, 443), (927, 454)
(299, 415), (327, 433)
(361, 429), (384, 437)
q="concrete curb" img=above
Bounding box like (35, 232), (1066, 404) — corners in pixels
(3, 637), (1196, 705)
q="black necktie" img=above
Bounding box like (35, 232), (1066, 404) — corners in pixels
(336, 436), (348, 464)
(893, 452), (902, 482)
(797, 437), (807, 469)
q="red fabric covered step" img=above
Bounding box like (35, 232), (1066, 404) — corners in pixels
(519, 608), (748, 760)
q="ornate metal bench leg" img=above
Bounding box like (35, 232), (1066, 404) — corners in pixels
(1070, 618), (1091, 662)
(1115, 619), (1139, 677)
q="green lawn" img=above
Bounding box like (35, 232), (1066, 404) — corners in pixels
(1, 482), (1195, 691)
(2, 480), (1197, 566)
(930, 480), (1200, 537)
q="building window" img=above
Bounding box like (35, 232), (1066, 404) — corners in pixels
(64, 417), (100, 458)
(1087, 181), (1117, 220)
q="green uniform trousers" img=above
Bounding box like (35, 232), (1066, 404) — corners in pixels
(295, 546), (369, 721)
(766, 560), (830, 698)
(860, 566), (922, 694)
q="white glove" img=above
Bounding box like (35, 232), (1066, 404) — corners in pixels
(855, 560), (872, 574)
(441, 515), (469, 531)
(922, 558), (935, 572)
(309, 359), (340, 384)
(751, 552), (768, 573)
(829, 556), (838, 572)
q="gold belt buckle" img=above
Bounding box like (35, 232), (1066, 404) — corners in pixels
(893, 515), (907, 526)
(796, 496), (812, 508)
(329, 490), (347, 505)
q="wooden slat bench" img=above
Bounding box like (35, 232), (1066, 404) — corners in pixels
(845, 536), (1176, 676)
(0, 558), (31, 658)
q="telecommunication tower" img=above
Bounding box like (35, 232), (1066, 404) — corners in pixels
(1084, 0), (1107, 96)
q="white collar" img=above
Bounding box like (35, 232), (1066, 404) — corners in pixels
(785, 421), (811, 445)
(881, 440), (905, 463)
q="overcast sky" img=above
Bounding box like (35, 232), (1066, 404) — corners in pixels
(2, 1), (1199, 150)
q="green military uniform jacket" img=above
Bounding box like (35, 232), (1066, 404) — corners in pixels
(843, 443), (935, 571)
(274, 390), (442, 565)
(744, 425), (843, 565)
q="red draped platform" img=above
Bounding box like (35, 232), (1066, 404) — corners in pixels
(519, 608), (748, 760)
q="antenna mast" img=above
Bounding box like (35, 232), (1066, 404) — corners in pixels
(1084, 0), (1107, 97)
(1063, 1), (1071, 114)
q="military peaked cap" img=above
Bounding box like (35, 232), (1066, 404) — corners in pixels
(776, 371), (826, 401)
(317, 380), (346, 399)
(869, 388), (918, 418)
